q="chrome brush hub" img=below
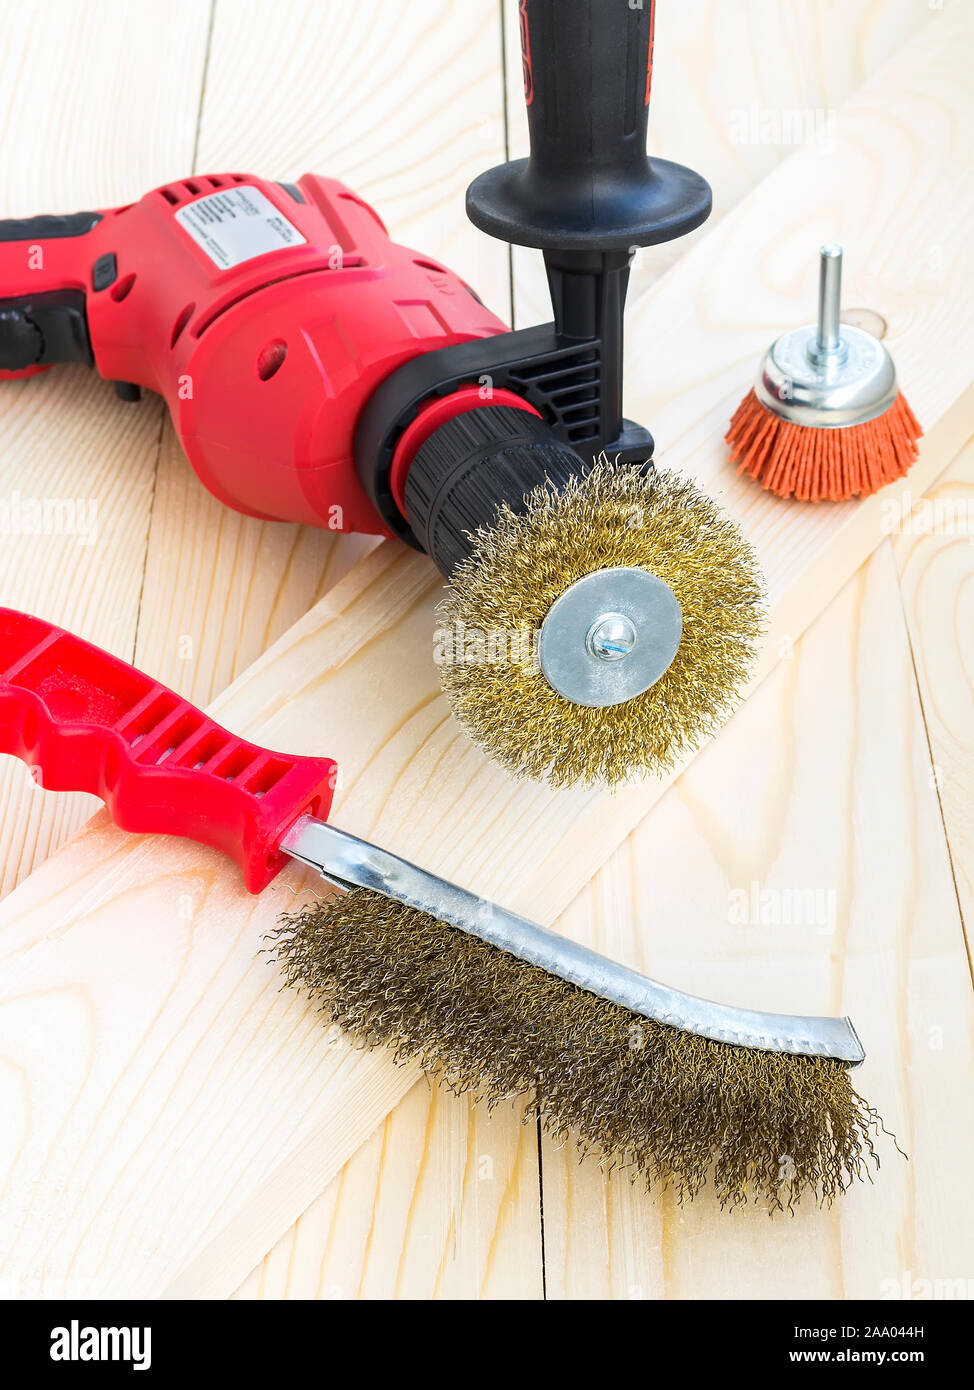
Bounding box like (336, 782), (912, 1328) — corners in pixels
(537, 566), (683, 708)
(756, 244), (898, 429)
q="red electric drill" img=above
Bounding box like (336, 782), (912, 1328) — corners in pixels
(0, 0), (709, 581)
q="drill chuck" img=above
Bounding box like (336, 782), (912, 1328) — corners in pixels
(403, 405), (589, 577)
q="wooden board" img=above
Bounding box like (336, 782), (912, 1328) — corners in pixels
(1, 2), (973, 1298)
(135, 0), (512, 693)
(505, 0), (932, 325)
(0, 0), (515, 890)
(892, 440), (974, 944)
(540, 536), (974, 1299)
(234, 0), (959, 1298)
(232, 515), (974, 1298)
(144, 0), (546, 1292)
(136, 0), (547, 1296)
(231, 1089), (543, 1301)
(0, 0), (213, 894)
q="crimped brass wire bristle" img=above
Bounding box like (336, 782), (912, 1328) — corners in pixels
(271, 889), (883, 1210)
(436, 458), (765, 787)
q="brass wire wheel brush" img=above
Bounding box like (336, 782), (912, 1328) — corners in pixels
(361, 0), (763, 789)
(433, 457), (765, 787)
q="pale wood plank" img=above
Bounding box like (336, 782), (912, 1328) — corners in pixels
(0, 0), (211, 213)
(195, 0), (510, 316)
(543, 539), (974, 1298)
(134, 427), (376, 698)
(892, 439), (974, 943)
(135, 0), (514, 694)
(231, 1089), (542, 1301)
(505, 0), (932, 324)
(229, 462), (974, 1300)
(235, 0), (951, 1297)
(1, 7), (972, 1297)
(0, 0), (214, 892)
(131, 0), (543, 1296)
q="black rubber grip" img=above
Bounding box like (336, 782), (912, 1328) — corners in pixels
(466, 0), (710, 251)
(404, 405), (588, 577)
(0, 292), (92, 370)
(0, 211), (101, 242)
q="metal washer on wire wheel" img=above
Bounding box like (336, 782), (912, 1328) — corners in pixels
(537, 566), (683, 708)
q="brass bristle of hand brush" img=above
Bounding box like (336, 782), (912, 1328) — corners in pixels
(271, 885), (884, 1210)
(0, 608), (886, 1212)
(436, 457), (765, 788)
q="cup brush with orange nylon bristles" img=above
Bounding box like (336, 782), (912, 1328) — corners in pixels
(726, 244), (922, 501)
(0, 607), (885, 1209)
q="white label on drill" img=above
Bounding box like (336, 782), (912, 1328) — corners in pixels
(174, 187), (306, 269)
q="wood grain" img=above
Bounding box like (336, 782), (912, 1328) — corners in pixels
(892, 439), (974, 949)
(231, 1090), (543, 1301)
(0, 0), (213, 893)
(133, 0), (542, 1287)
(505, 0), (932, 325)
(133, 0), (514, 695)
(1, 3), (972, 1299)
(541, 539), (974, 1299)
(227, 504), (974, 1299)
(233, 0), (964, 1298)
(145, 1), (974, 1293)
(196, 0), (511, 316)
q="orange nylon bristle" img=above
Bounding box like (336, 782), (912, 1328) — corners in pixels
(726, 388), (922, 502)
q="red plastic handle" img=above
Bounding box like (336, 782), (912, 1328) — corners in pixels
(0, 609), (337, 892)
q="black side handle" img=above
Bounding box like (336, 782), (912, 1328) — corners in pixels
(464, 0), (711, 455)
(467, 0), (710, 251)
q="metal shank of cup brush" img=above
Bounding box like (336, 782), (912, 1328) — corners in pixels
(756, 243), (898, 430)
(281, 817), (865, 1066)
(756, 324), (898, 429)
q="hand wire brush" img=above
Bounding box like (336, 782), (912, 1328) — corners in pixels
(0, 0), (763, 788)
(0, 608), (882, 1208)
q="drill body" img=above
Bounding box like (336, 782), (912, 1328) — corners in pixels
(0, 3), (709, 568)
(0, 173), (509, 537)
(0, 3), (760, 797)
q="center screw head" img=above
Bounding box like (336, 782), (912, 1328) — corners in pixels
(586, 613), (637, 662)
